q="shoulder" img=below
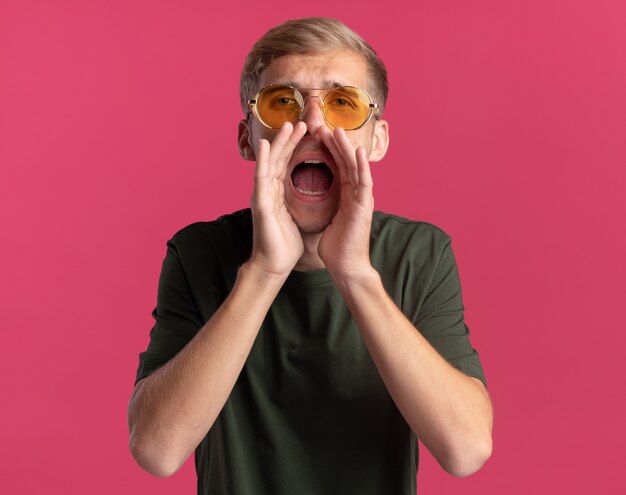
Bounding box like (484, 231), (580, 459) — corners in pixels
(166, 209), (253, 271)
(371, 211), (452, 255)
(169, 208), (252, 245)
(370, 212), (461, 314)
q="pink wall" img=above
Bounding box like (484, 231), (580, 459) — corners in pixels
(1, 0), (625, 493)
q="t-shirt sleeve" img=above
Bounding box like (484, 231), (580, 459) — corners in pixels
(135, 240), (205, 384)
(415, 240), (487, 386)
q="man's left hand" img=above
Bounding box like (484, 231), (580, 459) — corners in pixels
(317, 127), (375, 281)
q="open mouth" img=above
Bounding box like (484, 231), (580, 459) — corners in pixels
(291, 160), (334, 196)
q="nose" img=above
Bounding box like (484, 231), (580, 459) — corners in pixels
(299, 95), (329, 133)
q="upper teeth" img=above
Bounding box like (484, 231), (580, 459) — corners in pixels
(303, 159), (323, 164)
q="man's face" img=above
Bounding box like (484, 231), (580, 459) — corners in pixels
(238, 50), (389, 235)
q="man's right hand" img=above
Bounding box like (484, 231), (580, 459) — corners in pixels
(129, 122), (308, 478)
(249, 121), (307, 277)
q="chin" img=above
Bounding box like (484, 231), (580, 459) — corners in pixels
(297, 222), (329, 235)
(286, 192), (339, 235)
(292, 211), (335, 235)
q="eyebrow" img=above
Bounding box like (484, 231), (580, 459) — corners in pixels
(281, 80), (346, 89)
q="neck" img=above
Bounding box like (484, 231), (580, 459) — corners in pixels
(294, 232), (326, 271)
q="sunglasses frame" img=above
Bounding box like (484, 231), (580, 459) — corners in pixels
(248, 84), (379, 131)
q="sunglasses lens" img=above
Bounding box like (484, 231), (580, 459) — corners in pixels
(324, 87), (372, 130)
(256, 86), (301, 129)
(254, 85), (374, 130)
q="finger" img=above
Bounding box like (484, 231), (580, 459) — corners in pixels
(252, 139), (271, 211)
(355, 146), (373, 203)
(318, 126), (351, 185)
(269, 121), (307, 176)
(266, 122), (294, 168)
(278, 121), (307, 168)
(254, 138), (270, 180)
(333, 127), (359, 187)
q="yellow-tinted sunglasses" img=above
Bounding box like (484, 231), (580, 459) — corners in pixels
(248, 84), (379, 130)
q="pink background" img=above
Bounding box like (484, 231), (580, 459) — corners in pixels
(1, 0), (625, 493)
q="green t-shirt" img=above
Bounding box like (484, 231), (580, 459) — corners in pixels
(136, 209), (485, 494)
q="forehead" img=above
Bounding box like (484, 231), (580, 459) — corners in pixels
(258, 50), (369, 90)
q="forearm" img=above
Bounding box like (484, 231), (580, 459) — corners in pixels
(333, 267), (493, 477)
(128, 261), (287, 477)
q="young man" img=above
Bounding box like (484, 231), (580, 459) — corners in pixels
(129, 17), (493, 494)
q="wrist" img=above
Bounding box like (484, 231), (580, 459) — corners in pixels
(329, 264), (381, 295)
(240, 258), (291, 287)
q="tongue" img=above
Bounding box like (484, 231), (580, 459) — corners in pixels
(292, 164), (332, 194)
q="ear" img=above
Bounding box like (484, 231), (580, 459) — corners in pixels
(368, 119), (389, 163)
(237, 119), (257, 162)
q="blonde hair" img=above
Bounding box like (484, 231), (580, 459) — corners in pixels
(240, 17), (388, 114)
